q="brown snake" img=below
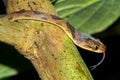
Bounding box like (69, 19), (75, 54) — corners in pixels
(0, 11), (106, 70)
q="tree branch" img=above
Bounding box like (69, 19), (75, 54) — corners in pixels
(0, 0), (93, 79)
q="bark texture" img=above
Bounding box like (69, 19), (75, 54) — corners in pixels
(0, 0), (93, 80)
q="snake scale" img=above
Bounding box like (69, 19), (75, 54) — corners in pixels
(0, 10), (106, 69)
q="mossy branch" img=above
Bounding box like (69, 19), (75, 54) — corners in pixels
(0, 0), (93, 79)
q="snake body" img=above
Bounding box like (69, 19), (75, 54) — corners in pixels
(0, 11), (106, 53)
(0, 11), (106, 70)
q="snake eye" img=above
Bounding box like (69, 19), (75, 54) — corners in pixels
(94, 45), (99, 50)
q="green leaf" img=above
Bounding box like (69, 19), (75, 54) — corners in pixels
(0, 64), (18, 79)
(0, 43), (34, 79)
(54, 0), (120, 34)
(55, 0), (99, 18)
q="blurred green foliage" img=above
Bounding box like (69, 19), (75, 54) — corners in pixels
(53, 0), (120, 34)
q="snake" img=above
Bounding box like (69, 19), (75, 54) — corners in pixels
(0, 10), (106, 69)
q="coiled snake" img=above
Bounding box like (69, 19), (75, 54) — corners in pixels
(0, 10), (106, 70)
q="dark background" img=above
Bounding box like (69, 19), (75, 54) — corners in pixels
(0, 0), (120, 80)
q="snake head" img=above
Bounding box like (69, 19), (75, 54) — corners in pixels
(75, 33), (106, 53)
(84, 38), (106, 53)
